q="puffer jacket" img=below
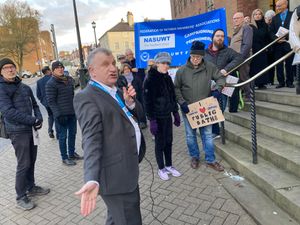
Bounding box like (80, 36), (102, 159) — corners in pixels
(143, 68), (178, 119)
(174, 59), (225, 105)
(0, 76), (42, 134)
(46, 76), (75, 118)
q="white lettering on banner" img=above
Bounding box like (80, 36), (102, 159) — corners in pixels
(140, 34), (175, 50)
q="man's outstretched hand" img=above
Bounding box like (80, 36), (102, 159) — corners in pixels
(75, 182), (99, 217)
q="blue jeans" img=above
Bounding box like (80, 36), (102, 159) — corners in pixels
(55, 115), (77, 160)
(182, 113), (215, 163)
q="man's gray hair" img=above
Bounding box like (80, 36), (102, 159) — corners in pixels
(87, 48), (112, 67)
(265, 9), (275, 19)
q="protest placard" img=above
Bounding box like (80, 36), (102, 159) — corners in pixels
(186, 97), (225, 129)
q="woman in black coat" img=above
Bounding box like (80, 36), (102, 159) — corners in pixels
(143, 52), (181, 181)
(249, 8), (271, 89)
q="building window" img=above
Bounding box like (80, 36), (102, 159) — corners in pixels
(115, 42), (119, 50)
(125, 41), (129, 49)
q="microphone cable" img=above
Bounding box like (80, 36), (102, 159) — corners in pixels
(144, 156), (164, 225)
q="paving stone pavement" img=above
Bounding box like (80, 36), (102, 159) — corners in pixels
(0, 116), (258, 225)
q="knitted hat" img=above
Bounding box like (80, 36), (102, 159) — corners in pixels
(42, 66), (51, 74)
(154, 52), (172, 64)
(0, 58), (16, 71)
(190, 41), (205, 56)
(51, 61), (64, 71)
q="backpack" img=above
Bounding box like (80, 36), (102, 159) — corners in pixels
(0, 111), (8, 139)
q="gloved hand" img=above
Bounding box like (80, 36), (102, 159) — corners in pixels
(149, 119), (158, 136)
(173, 112), (180, 127)
(211, 90), (221, 99)
(33, 119), (43, 131)
(57, 115), (68, 126)
(180, 102), (190, 114)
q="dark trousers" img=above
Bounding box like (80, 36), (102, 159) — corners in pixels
(45, 106), (55, 134)
(102, 186), (142, 225)
(274, 45), (294, 86)
(154, 116), (173, 169)
(10, 133), (37, 200)
(55, 115), (77, 160)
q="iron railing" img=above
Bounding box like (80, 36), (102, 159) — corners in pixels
(223, 32), (294, 164)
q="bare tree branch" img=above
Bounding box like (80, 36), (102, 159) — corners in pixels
(0, 0), (41, 73)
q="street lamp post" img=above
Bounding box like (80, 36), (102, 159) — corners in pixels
(91, 21), (97, 48)
(72, 0), (87, 89)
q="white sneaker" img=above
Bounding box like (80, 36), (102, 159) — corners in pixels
(165, 166), (182, 177)
(158, 168), (169, 180)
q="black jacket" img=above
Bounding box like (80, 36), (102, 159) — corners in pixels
(204, 45), (242, 71)
(270, 10), (293, 51)
(46, 76), (75, 118)
(143, 68), (178, 119)
(36, 75), (52, 107)
(0, 76), (42, 134)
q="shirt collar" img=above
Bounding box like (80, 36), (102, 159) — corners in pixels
(91, 79), (117, 95)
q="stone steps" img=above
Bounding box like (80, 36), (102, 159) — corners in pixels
(224, 121), (300, 178)
(244, 100), (300, 125)
(215, 140), (300, 224)
(224, 111), (300, 148)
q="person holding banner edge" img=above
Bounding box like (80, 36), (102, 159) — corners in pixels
(174, 41), (226, 171)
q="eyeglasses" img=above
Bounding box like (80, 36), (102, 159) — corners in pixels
(160, 62), (170, 65)
(2, 65), (16, 71)
(190, 55), (202, 59)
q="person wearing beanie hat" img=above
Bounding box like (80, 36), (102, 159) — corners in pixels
(0, 58), (16, 71)
(0, 58), (17, 81)
(37, 66), (57, 138)
(51, 61), (65, 71)
(144, 52), (181, 180)
(190, 41), (205, 56)
(46, 60), (83, 166)
(0, 57), (50, 210)
(174, 42), (226, 172)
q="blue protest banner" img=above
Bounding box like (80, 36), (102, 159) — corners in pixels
(134, 8), (227, 68)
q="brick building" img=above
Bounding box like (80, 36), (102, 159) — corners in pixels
(169, 0), (297, 36)
(22, 30), (54, 73)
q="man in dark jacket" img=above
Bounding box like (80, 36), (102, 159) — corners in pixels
(46, 61), (82, 166)
(175, 41), (226, 171)
(270, 0), (294, 88)
(36, 66), (56, 138)
(204, 28), (243, 135)
(0, 58), (50, 210)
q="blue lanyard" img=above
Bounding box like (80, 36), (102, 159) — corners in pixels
(280, 10), (287, 25)
(89, 80), (132, 117)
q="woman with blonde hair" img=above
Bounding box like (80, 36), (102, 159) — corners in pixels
(249, 8), (271, 89)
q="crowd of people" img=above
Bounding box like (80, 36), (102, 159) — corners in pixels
(0, 2), (299, 225)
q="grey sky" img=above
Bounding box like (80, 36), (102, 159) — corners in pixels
(17, 0), (172, 51)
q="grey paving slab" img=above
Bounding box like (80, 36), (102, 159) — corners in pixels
(0, 116), (257, 225)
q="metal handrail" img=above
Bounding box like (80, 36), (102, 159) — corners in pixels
(223, 48), (295, 164)
(226, 50), (294, 87)
(225, 33), (289, 76)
